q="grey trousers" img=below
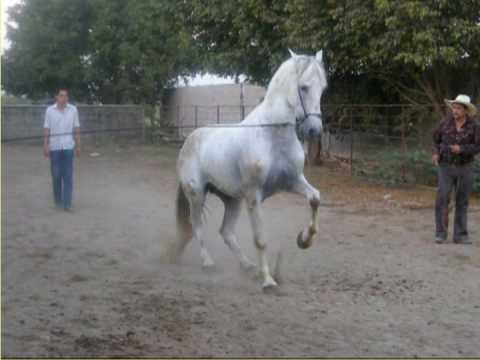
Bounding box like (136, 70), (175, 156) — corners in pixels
(435, 163), (474, 240)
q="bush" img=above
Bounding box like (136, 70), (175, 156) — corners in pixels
(353, 149), (480, 195)
(353, 149), (437, 186)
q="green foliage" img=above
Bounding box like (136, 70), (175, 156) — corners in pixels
(185, 0), (480, 109)
(186, 0), (289, 85)
(354, 149), (437, 186)
(3, 0), (199, 104)
(1, 93), (32, 105)
(286, 0), (480, 112)
(86, 0), (198, 103)
(287, 0), (480, 73)
(3, 0), (92, 100)
(3, 0), (480, 109)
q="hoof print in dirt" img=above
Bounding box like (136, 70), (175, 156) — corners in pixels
(262, 285), (287, 297)
(201, 263), (217, 273)
(240, 263), (258, 276)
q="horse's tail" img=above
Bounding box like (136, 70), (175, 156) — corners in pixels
(160, 184), (192, 263)
(176, 184), (192, 249)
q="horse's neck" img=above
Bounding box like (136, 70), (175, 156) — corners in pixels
(241, 89), (294, 126)
(241, 61), (297, 126)
(240, 99), (291, 124)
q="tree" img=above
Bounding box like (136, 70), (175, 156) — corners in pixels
(184, 0), (480, 111)
(3, 0), (92, 100)
(2, 0), (199, 104)
(185, 0), (289, 85)
(286, 0), (480, 113)
(86, 0), (199, 104)
(181, 0), (405, 104)
(4, 0), (479, 110)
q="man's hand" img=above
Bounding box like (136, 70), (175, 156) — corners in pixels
(432, 154), (439, 165)
(43, 144), (50, 158)
(43, 128), (50, 158)
(74, 127), (81, 157)
(450, 144), (462, 154)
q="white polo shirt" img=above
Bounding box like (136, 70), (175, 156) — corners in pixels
(43, 103), (80, 151)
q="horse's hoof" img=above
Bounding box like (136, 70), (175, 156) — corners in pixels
(297, 231), (311, 249)
(200, 248), (215, 269)
(262, 275), (278, 289)
(202, 260), (216, 270)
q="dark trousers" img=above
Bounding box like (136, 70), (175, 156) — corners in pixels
(435, 163), (473, 240)
(50, 149), (74, 209)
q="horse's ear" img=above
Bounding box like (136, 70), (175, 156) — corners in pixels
(288, 48), (297, 58)
(315, 50), (323, 63)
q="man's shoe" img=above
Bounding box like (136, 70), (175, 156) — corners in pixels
(435, 235), (447, 244)
(453, 236), (472, 245)
(64, 207), (74, 213)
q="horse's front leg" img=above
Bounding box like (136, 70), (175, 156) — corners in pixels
(291, 175), (320, 249)
(246, 190), (278, 289)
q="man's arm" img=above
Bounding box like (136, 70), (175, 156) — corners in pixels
(73, 107), (81, 156)
(460, 123), (480, 156)
(74, 127), (81, 156)
(43, 109), (50, 158)
(432, 122), (442, 165)
(43, 128), (50, 158)
(432, 122), (442, 154)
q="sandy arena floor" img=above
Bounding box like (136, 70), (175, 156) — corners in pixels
(2, 142), (480, 357)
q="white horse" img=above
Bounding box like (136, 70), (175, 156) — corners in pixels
(168, 49), (327, 289)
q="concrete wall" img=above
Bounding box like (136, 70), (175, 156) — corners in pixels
(162, 84), (266, 137)
(1, 105), (144, 144)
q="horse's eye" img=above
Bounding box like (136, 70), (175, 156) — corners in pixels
(300, 85), (309, 93)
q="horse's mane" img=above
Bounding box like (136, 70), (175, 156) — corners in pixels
(294, 56), (314, 76)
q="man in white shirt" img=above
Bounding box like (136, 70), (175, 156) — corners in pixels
(43, 88), (81, 211)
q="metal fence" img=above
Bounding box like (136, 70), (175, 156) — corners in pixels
(1, 104), (145, 144)
(157, 104), (437, 150)
(319, 104), (445, 184)
(157, 104), (258, 138)
(152, 103), (459, 186)
(4, 102), (475, 187)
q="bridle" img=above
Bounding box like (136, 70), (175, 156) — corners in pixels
(296, 87), (322, 129)
(294, 62), (323, 142)
(288, 57), (325, 139)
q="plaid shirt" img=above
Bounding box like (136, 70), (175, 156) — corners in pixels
(432, 116), (480, 165)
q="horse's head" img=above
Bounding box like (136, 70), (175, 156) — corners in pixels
(287, 49), (327, 141)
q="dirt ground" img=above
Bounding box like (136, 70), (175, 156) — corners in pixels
(2, 141), (480, 357)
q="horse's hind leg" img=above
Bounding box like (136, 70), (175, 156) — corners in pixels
(187, 187), (215, 268)
(220, 198), (256, 271)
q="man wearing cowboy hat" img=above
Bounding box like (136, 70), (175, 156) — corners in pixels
(432, 94), (479, 244)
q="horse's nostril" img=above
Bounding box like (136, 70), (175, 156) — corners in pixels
(308, 128), (315, 138)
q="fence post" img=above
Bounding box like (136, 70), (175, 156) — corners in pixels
(401, 115), (407, 181)
(217, 105), (220, 124)
(194, 105), (198, 129)
(401, 115), (407, 154)
(156, 104), (162, 144)
(141, 106), (146, 143)
(385, 106), (390, 146)
(350, 107), (354, 176)
(240, 82), (245, 121)
(176, 105), (180, 139)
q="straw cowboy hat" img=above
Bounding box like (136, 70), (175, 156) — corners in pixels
(444, 94), (477, 117)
